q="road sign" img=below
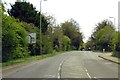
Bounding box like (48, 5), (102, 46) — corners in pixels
(27, 33), (36, 44)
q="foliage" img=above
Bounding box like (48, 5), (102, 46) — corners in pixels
(62, 36), (71, 51)
(85, 40), (93, 50)
(90, 20), (116, 52)
(8, 2), (49, 33)
(21, 22), (40, 55)
(51, 26), (71, 51)
(52, 26), (64, 51)
(94, 20), (114, 33)
(2, 2), (84, 63)
(8, 2), (37, 25)
(42, 35), (53, 54)
(112, 32), (120, 52)
(2, 14), (28, 62)
(94, 26), (114, 51)
(61, 19), (83, 50)
(2, 50), (60, 67)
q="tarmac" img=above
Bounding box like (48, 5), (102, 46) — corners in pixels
(98, 53), (120, 64)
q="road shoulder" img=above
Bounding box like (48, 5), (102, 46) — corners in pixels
(98, 53), (120, 64)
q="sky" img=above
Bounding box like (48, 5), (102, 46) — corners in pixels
(2, 0), (120, 42)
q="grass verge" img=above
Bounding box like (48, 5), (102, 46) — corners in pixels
(111, 51), (120, 58)
(2, 50), (63, 68)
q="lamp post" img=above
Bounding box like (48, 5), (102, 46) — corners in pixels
(109, 17), (116, 51)
(40, 0), (47, 55)
(109, 17), (115, 27)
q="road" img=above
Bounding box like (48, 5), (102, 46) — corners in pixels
(2, 51), (118, 79)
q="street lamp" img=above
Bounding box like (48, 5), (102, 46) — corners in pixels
(109, 17), (115, 27)
(109, 17), (116, 51)
(40, 0), (47, 55)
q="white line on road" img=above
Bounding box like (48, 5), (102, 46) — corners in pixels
(104, 62), (112, 64)
(57, 58), (68, 79)
(58, 73), (60, 79)
(60, 63), (62, 66)
(85, 69), (87, 72)
(58, 67), (61, 71)
(93, 77), (97, 78)
(84, 68), (92, 79)
(57, 60), (64, 79)
(87, 73), (92, 79)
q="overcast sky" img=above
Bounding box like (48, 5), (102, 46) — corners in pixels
(2, 0), (120, 42)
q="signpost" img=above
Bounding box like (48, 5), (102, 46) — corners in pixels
(27, 33), (36, 44)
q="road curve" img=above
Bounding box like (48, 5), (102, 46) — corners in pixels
(2, 51), (118, 79)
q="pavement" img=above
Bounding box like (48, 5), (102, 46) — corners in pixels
(2, 51), (118, 78)
(98, 53), (120, 64)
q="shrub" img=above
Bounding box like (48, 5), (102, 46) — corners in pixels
(2, 15), (28, 62)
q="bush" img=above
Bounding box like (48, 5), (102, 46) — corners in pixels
(2, 15), (28, 62)
(42, 35), (53, 54)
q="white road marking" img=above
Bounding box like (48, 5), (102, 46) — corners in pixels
(57, 59), (65, 78)
(58, 67), (61, 71)
(85, 69), (87, 72)
(84, 68), (92, 79)
(93, 77), (97, 78)
(87, 73), (92, 79)
(58, 73), (60, 79)
(69, 73), (82, 75)
(60, 63), (62, 66)
(57, 57), (69, 79)
(44, 75), (55, 77)
(104, 63), (112, 64)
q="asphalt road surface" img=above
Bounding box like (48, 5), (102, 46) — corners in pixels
(2, 51), (118, 79)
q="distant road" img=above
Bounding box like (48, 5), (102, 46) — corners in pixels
(3, 51), (118, 79)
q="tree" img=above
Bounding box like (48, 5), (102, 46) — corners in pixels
(61, 19), (80, 39)
(61, 19), (83, 50)
(90, 20), (115, 51)
(112, 31), (120, 54)
(62, 36), (71, 51)
(42, 35), (53, 54)
(53, 26), (64, 51)
(85, 40), (93, 50)
(94, 20), (113, 33)
(95, 26), (114, 51)
(2, 14), (28, 62)
(8, 2), (49, 33)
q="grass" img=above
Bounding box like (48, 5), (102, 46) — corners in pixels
(111, 54), (120, 58)
(111, 51), (120, 58)
(2, 50), (63, 68)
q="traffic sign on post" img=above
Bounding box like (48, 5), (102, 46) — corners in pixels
(27, 33), (36, 44)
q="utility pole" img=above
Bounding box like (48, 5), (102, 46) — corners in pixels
(109, 17), (116, 51)
(109, 17), (115, 27)
(16, 0), (27, 2)
(40, 0), (42, 55)
(16, 0), (21, 2)
(40, 0), (47, 55)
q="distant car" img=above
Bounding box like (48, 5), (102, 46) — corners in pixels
(88, 47), (91, 51)
(80, 48), (85, 51)
(85, 47), (91, 51)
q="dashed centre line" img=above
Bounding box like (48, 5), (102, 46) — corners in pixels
(84, 68), (92, 79)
